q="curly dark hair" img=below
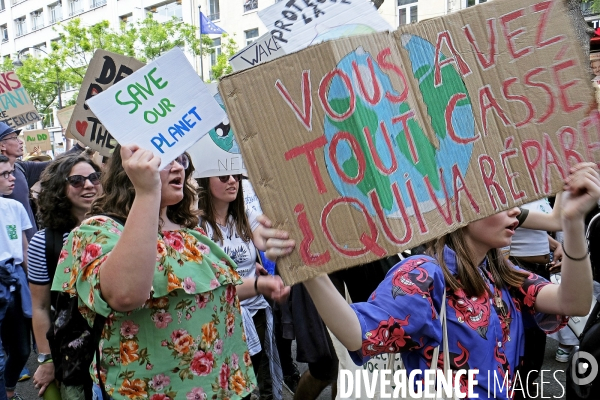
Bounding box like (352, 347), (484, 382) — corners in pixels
(90, 145), (199, 229)
(37, 154), (101, 231)
(197, 176), (252, 244)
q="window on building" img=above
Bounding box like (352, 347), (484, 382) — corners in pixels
(151, 1), (182, 20)
(243, 0), (258, 13)
(33, 43), (47, 57)
(91, 0), (107, 8)
(465, 0), (486, 6)
(209, 37), (221, 80)
(31, 10), (44, 31)
(0, 0), (5, 12)
(1, 25), (7, 42)
(208, 0), (220, 21)
(245, 28), (259, 45)
(398, 0), (417, 26)
(120, 13), (131, 23)
(69, 0), (84, 16)
(49, 2), (63, 24)
(15, 17), (26, 38)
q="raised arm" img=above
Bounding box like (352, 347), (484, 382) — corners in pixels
(98, 145), (161, 312)
(519, 194), (562, 232)
(534, 163), (600, 316)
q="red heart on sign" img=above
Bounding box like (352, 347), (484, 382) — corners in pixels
(75, 121), (88, 137)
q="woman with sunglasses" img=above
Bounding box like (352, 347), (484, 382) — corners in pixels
(27, 154), (102, 399)
(51, 146), (288, 400)
(196, 173), (285, 400)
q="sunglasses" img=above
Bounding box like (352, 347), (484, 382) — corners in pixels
(163, 154), (189, 170)
(217, 174), (242, 183)
(0, 169), (15, 179)
(66, 172), (102, 188)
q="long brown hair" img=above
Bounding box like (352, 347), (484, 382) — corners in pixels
(197, 176), (253, 244)
(426, 227), (529, 297)
(37, 154), (101, 231)
(90, 145), (198, 229)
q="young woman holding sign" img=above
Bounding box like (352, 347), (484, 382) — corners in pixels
(260, 162), (600, 399)
(51, 145), (288, 400)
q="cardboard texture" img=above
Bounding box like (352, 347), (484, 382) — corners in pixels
(86, 48), (226, 168)
(258, 0), (392, 55)
(68, 50), (145, 157)
(56, 105), (76, 139)
(188, 84), (247, 178)
(0, 71), (42, 129)
(24, 129), (52, 152)
(220, 0), (600, 284)
(229, 33), (287, 72)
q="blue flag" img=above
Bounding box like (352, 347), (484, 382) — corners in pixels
(200, 11), (226, 35)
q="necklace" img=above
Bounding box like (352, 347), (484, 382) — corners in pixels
(481, 263), (508, 317)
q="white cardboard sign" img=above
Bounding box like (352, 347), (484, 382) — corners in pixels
(86, 48), (226, 167)
(188, 84), (247, 178)
(229, 33), (287, 72)
(258, 0), (392, 55)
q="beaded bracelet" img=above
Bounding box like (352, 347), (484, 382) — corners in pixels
(561, 241), (589, 261)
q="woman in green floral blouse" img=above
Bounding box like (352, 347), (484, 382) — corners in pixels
(51, 145), (289, 400)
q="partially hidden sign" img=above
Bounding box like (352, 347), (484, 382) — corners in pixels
(86, 48), (226, 168)
(24, 129), (52, 152)
(229, 33), (286, 72)
(220, 0), (600, 284)
(0, 72), (42, 129)
(56, 105), (76, 139)
(188, 84), (247, 178)
(258, 0), (392, 55)
(68, 50), (145, 157)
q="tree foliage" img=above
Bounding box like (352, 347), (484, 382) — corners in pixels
(210, 34), (239, 81)
(3, 15), (214, 123)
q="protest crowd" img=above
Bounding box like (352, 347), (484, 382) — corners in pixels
(3, 0), (600, 400)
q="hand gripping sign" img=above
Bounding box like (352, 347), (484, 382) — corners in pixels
(86, 48), (226, 168)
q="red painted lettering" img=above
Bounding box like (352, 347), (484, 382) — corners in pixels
(391, 110), (419, 163)
(532, 1), (565, 48)
(542, 133), (566, 194)
(502, 77), (534, 128)
(285, 135), (328, 194)
(556, 126), (584, 168)
(500, 137), (526, 201)
(463, 19), (497, 70)
(377, 48), (409, 103)
(352, 57), (381, 106)
(319, 69), (355, 122)
(321, 197), (386, 257)
(406, 178), (428, 234)
(328, 131), (366, 185)
(445, 93), (479, 144)
(552, 59), (584, 113)
(369, 183), (413, 245)
(452, 164), (480, 222)
(275, 70), (313, 131)
(500, 9), (533, 60)
(294, 203), (330, 266)
(433, 31), (472, 87)
(424, 169), (453, 226)
(363, 121), (398, 175)
(478, 155), (507, 211)
(521, 139), (542, 193)
(579, 111), (600, 168)
(479, 85), (512, 135)
(523, 67), (555, 123)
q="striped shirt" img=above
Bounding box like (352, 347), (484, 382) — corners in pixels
(27, 229), (69, 285)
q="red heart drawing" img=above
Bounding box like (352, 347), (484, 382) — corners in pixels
(75, 121), (88, 137)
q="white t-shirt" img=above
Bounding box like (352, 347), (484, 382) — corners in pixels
(510, 199), (553, 257)
(242, 179), (263, 215)
(202, 209), (261, 279)
(0, 197), (32, 265)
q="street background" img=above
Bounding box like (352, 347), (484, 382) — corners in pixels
(17, 337), (569, 399)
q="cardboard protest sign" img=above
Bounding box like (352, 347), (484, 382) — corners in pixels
(57, 105), (76, 139)
(24, 129), (52, 152)
(230, 33), (287, 72)
(220, 0), (600, 284)
(68, 50), (145, 157)
(0, 72), (43, 129)
(188, 84), (247, 178)
(87, 48), (226, 168)
(258, 0), (392, 55)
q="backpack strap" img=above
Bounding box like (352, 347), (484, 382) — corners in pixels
(93, 313), (109, 400)
(45, 228), (66, 282)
